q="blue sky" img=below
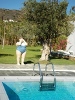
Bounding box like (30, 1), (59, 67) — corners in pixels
(0, 0), (75, 13)
(0, 0), (25, 10)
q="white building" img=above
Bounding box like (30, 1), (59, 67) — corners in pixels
(66, 21), (75, 57)
(3, 19), (17, 22)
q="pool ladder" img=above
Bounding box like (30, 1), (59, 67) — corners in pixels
(33, 62), (56, 91)
(33, 62), (42, 76)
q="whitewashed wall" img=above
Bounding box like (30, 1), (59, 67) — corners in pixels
(66, 21), (75, 56)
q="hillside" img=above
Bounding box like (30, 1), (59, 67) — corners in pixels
(0, 8), (21, 21)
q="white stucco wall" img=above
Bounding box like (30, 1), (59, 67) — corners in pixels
(66, 21), (75, 56)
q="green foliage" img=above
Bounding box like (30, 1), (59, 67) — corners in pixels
(0, 0), (74, 47)
(23, 0), (68, 44)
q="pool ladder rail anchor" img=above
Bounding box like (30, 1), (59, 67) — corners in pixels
(33, 62), (56, 91)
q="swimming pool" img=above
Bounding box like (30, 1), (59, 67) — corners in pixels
(2, 77), (75, 100)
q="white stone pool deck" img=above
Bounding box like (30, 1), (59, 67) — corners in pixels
(0, 64), (75, 75)
(0, 64), (75, 100)
(0, 63), (75, 70)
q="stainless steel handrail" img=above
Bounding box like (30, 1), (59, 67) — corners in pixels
(33, 62), (56, 91)
(33, 62), (42, 76)
(45, 62), (55, 77)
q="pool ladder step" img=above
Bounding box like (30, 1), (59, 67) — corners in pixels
(40, 78), (56, 91)
(40, 82), (55, 91)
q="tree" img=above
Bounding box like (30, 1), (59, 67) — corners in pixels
(23, 0), (68, 45)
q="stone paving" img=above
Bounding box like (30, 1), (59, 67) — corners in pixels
(0, 64), (75, 76)
(0, 64), (75, 69)
(0, 64), (75, 70)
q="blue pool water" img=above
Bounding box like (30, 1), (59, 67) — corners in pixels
(2, 81), (75, 100)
